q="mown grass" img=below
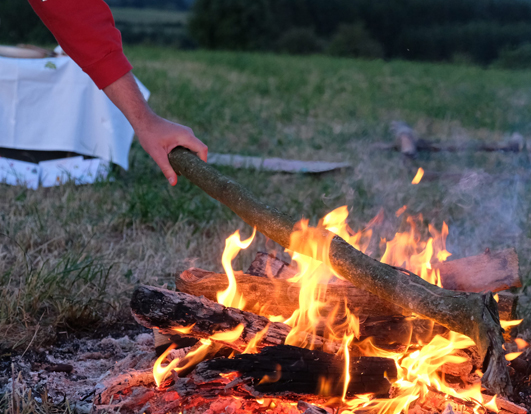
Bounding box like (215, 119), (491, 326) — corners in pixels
(2, 48), (531, 353)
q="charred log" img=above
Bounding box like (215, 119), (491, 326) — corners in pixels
(131, 285), (341, 353)
(190, 345), (397, 398)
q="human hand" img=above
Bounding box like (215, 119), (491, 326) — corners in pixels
(135, 115), (208, 186)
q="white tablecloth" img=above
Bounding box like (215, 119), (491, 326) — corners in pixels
(0, 54), (149, 170)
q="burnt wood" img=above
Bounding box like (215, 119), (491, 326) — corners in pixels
(191, 345), (397, 398)
(131, 285), (340, 353)
(168, 147), (511, 395)
(175, 267), (448, 349)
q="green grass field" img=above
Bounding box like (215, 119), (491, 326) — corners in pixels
(2, 47), (531, 352)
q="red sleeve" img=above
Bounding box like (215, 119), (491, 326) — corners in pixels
(28, 0), (133, 89)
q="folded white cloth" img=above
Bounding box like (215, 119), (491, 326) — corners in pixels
(0, 54), (149, 170)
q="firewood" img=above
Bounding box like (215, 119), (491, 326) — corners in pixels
(243, 251), (520, 319)
(168, 147), (512, 395)
(176, 267), (447, 349)
(378, 125), (526, 154)
(482, 395), (529, 414)
(298, 401), (329, 414)
(130, 285), (340, 353)
(176, 267), (407, 319)
(190, 345), (397, 398)
(436, 248), (521, 293)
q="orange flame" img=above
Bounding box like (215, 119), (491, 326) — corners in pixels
(515, 338), (529, 350)
(412, 168), (424, 184)
(218, 228), (256, 309)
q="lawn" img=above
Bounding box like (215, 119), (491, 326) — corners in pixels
(1, 47), (531, 350)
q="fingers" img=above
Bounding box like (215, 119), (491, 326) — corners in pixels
(152, 148), (178, 186)
(180, 128), (208, 162)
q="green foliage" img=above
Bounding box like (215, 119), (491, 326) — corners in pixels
(396, 21), (531, 64)
(276, 28), (323, 55)
(187, 0), (531, 64)
(189, 0), (275, 50)
(492, 43), (531, 69)
(327, 23), (383, 59)
(0, 0), (54, 44)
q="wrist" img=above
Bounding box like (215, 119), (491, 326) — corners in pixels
(131, 109), (159, 136)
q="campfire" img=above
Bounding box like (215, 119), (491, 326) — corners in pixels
(95, 203), (528, 414)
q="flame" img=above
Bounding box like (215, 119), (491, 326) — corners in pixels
(218, 228), (256, 309)
(500, 319), (523, 329)
(258, 364), (282, 385)
(242, 324), (270, 354)
(381, 216), (450, 287)
(153, 324), (245, 387)
(153, 343), (181, 387)
(173, 324), (195, 334)
(342, 333), (355, 402)
(515, 338), (529, 350)
(484, 395), (500, 413)
(412, 168), (424, 184)
(505, 352), (523, 361)
(210, 324), (244, 342)
(396, 205), (407, 217)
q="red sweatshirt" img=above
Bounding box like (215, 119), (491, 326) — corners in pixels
(28, 0), (133, 89)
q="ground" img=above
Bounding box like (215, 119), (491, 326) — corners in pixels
(1, 47), (531, 411)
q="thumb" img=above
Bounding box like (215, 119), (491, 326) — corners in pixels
(151, 149), (178, 186)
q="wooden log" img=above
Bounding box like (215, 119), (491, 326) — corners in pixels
(243, 252), (519, 320)
(391, 121), (417, 157)
(436, 248), (521, 293)
(130, 285), (340, 353)
(176, 267), (448, 349)
(376, 126), (526, 154)
(190, 345), (397, 398)
(176, 267), (407, 319)
(297, 401), (329, 414)
(168, 147), (511, 395)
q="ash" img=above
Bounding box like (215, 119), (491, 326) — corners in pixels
(0, 325), (154, 413)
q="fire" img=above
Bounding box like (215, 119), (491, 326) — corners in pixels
(380, 215), (451, 287)
(218, 228), (257, 308)
(412, 167), (424, 184)
(152, 205), (518, 414)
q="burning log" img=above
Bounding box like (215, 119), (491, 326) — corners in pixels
(242, 251), (520, 319)
(168, 147), (512, 395)
(189, 345), (397, 398)
(131, 285), (337, 353)
(435, 248), (521, 293)
(175, 267), (447, 349)
(176, 267), (407, 319)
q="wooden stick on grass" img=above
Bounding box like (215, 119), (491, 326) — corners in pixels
(168, 147), (512, 395)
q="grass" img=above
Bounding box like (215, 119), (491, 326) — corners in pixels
(2, 47), (531, 356)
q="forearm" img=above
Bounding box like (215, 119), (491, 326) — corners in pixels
(103, 72), (208, 185)
(103, 71), (156, 135)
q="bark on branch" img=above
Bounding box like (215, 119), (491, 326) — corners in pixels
(168, 147), (512, 395)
